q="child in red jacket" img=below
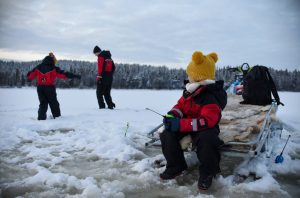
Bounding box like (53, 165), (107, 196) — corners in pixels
(27, 53), (80, 120)
(160, 51), (227, 190)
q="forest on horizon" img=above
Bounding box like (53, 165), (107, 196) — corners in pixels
(0, 59), (299, 91)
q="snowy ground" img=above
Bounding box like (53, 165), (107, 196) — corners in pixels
(0, 88), (299, 198)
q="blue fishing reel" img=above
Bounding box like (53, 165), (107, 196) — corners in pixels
(275, 135), (291, 164)
(275, 155), (284, 164)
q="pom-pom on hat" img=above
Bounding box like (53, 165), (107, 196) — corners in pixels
(49, 52), (58, 65)
(186, 51), (218, 81)
(93, 46), (101, 54)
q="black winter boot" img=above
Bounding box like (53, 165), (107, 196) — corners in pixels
(108, 102), (115, 109)
(160, 166), (187, 180)
(99, 103), (105, 109)
(198, 174), (214, 190)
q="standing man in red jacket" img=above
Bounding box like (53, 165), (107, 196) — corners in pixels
(27, 52), (81, 120)
(160, 51), (227, 191)
(93, 46), (116, 109)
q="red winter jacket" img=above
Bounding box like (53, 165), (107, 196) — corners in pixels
(97, 50), (115, 83)
(169, 81), (227, 133)
(27, 56), (77, 86)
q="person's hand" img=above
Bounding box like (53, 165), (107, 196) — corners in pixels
(96, 75), (102, 81)
(277, 101), (284, 106)
(163, 114), (180, 132)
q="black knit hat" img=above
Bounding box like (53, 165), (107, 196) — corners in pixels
(42, 56), (55, 66)
(93, 46), (101, 54)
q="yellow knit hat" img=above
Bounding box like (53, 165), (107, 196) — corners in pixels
(186, 51), (218, 82)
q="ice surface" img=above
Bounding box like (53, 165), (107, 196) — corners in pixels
(0, 88), (299, 197)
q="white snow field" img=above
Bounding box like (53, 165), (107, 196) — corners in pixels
(0, 88), (299, 198)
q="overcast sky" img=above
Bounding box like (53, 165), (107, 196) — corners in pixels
(0, 0), (299, 70)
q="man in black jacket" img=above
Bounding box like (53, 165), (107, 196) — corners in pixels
(93, 46), (116, 109)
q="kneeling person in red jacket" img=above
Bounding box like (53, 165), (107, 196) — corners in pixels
(160, 51), (227, 190)
(27, 53), (81, 120)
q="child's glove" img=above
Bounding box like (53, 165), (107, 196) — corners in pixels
(163, 114), (180, 132)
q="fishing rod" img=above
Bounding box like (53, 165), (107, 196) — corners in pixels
(145, 108), (165, 117)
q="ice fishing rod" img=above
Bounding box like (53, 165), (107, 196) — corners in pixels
(145, 108), (165, 117)
(275, 134), (291, 164)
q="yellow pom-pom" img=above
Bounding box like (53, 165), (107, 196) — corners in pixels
(192, 51), (204, 64)
(208, 52), (218, 63)
(49, 52), (58, 65)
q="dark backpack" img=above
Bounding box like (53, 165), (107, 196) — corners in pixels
(241, 66), (283, 106)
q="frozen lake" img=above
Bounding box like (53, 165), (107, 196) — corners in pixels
(0, 88), (299, 198)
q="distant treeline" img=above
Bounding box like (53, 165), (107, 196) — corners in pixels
(0, 60), (299, 91)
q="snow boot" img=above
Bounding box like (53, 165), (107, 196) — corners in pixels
(108, 102), (116, 109)
(198, 174), (214, 191)
(160, 166), (186, 180)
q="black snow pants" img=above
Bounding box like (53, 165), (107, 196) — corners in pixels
(37, 85), (61, 120)
(96, 80), (114, 108)
(160, 129), (223, 177)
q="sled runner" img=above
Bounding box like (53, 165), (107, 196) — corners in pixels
(145, 95), (283, 160)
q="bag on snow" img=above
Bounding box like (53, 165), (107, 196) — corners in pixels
(241, 65), (283, 106)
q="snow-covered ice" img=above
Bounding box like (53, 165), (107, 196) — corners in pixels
(0, 88), (299, 198)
